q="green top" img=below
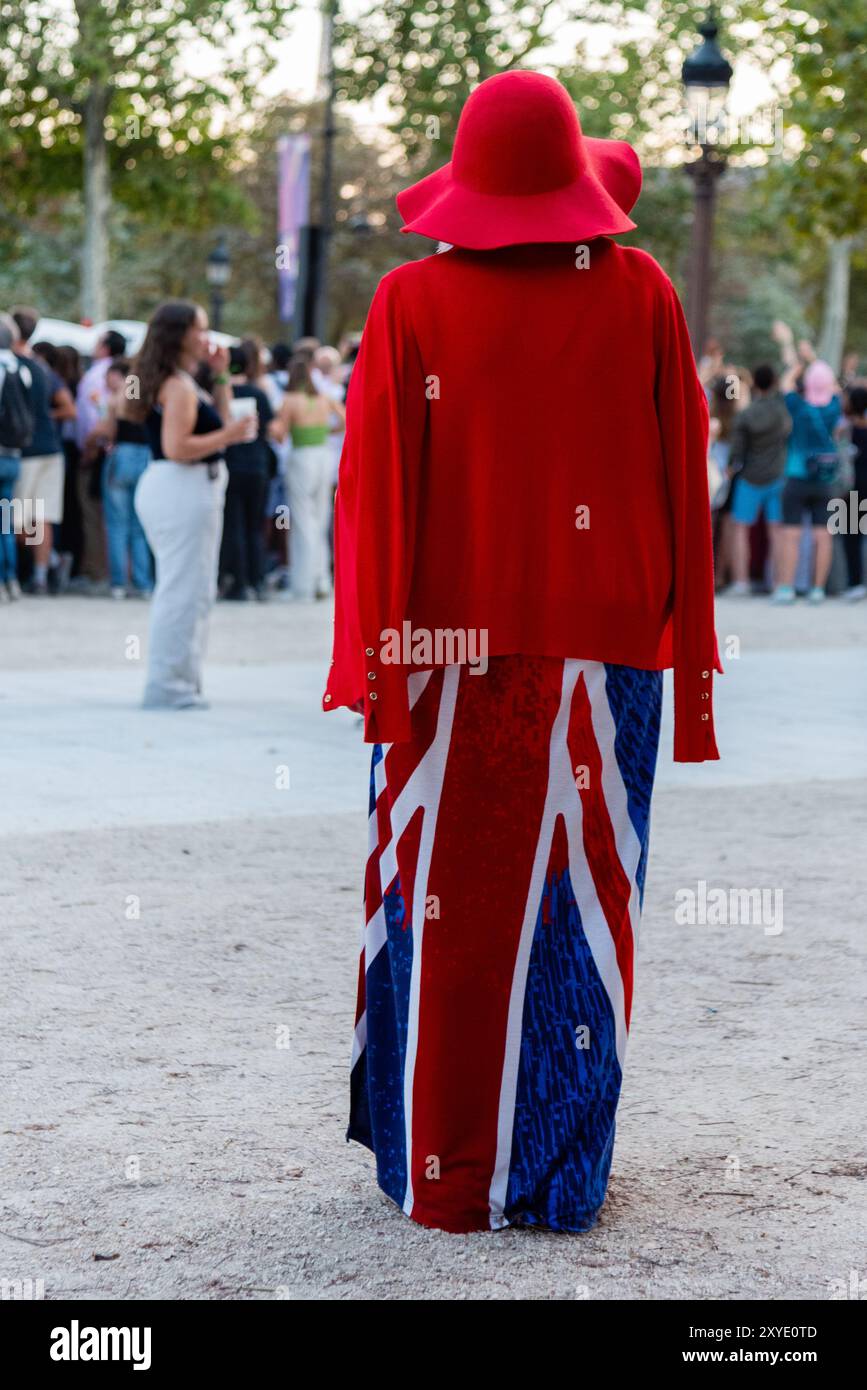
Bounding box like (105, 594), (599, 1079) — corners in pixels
(290, 422), (329, 448)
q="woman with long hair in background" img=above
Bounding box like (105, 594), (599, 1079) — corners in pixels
(129, 300), (255, 709)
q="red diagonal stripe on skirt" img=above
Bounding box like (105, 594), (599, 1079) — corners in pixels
(387, 804), (423, 932)
(567, 671), (635, 1025)
(380, 667), (444, 805)
(364, 842), (386, 912)
(354, 950), (366, 1026)
(408, 659), (564, 1231)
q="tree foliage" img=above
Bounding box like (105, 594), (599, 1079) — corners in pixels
(777, 0), (867, 240)
(334, 0), (559, 163)
(0, 0), (294, 228)
(2, 0), (866, 349)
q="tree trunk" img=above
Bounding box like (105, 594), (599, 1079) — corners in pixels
(817, 236), (853, 375)
(82, 82), (110, 323)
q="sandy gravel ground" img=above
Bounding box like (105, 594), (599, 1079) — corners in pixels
(1, 593), (865, 1300)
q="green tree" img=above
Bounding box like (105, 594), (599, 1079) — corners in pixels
(334, 0), (559, 165)
(771, 0), (867, 368)
(0, 0), (294, 320)
(332, 0), (785, 296)
(0, 96), (415, 344)
(211, 96), (424, 341)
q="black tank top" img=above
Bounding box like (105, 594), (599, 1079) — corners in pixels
(146, 385), (224, 463)
(115, 416), (149, 445)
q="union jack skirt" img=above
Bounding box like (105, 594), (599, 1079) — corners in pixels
(348, 655), (661, 1233)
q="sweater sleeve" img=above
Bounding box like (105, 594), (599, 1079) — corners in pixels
(655, 277), (721, 762)
(322, 270), (427, 743)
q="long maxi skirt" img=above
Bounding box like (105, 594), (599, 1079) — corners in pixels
(348, 654), (662, 1234)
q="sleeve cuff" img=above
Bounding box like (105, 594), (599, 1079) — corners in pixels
(673, 663), (721, 762)
(360, 643), (412, 743)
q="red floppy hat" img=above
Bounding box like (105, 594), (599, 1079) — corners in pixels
(397, 70), (642, 250)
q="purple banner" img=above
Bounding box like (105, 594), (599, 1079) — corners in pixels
(277, 134), (311, 324)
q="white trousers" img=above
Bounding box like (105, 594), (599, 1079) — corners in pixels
(286, 444), (332, 599)
(134, 461), (227, 707)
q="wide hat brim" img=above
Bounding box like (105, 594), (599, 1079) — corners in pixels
(396, 136), (641, 250)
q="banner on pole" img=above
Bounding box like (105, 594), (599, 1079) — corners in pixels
(276, 134), (311, 325)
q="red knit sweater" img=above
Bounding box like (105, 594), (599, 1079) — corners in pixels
(323, 239), (721, 761)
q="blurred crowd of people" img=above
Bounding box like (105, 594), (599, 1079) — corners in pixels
(702, 324), (867, 604)
(3, 296), (866, 646)
(0, 305), (357, 607)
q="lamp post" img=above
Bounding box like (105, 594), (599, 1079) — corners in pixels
(681, 9), (733, 357)
(206, 237), (232, 334)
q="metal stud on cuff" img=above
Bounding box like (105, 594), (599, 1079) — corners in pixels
(324, 693), (332, 703)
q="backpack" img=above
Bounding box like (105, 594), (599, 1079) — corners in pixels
(0, 358), (35, 451)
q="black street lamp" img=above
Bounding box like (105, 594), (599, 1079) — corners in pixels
(206, 236), (232, 333)
(681, 9), (733, 356)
